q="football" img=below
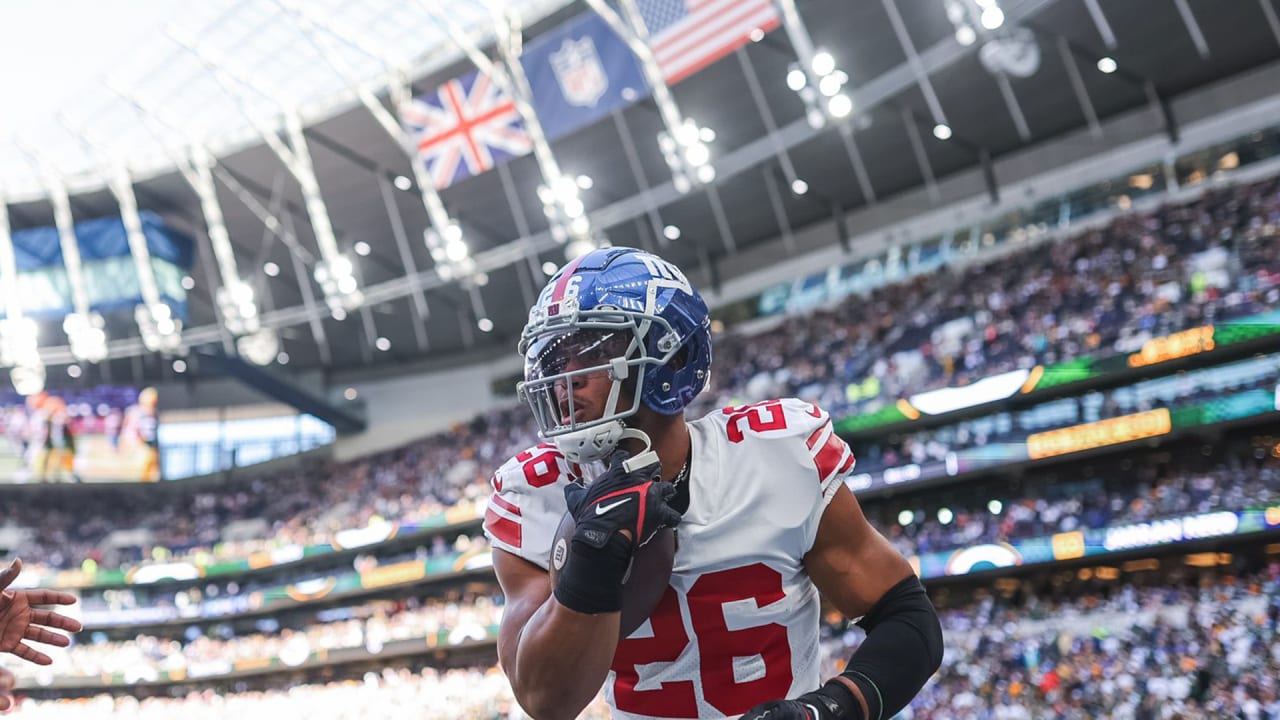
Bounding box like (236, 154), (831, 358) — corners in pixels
(548, 511), (676, 638)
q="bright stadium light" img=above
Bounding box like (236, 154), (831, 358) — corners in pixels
(1097, 56), (1118, 74)
(988, 499), (1004, 515)
(933, 123), (953, 140)
(393, 175), (413, 191)
(477, 317), (494, 333)
(791, 179), (809, 195)
(313, 254), (363, 313)
(663, 225), (682, 240)
(980, 5), (1005, 29)
(237, 329), (280, 366)
(263, 262), (279, 277)
(786, 67), (808, 91)
(898, 510), (915, 526)
(658, 117), (716, 194)
(828, 94), (853, 118)
(0, 317), (44, 395)
(181, 275), (195, 290)
(375, 337), (391, 351)
(811, 49), (836, 76)
(541, 261), (559, 276)
(63, 312), (108, 363)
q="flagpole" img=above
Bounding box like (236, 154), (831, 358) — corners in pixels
(583, 0), (716, 194)
(416, 2), (599, 257)
(166, 26), (363, 316)
(277, 1), (477, 284)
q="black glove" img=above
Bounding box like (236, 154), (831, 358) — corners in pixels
(553, 449), (682, 614)
(562, 448), (681, 550)
(740, 684), (861, 720)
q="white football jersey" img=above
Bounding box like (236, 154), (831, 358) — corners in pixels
(485, 398), (855, 720)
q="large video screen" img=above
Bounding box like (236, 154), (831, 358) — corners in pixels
(0, 386), (160, 483)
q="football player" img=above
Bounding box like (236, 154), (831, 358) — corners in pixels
(487, 248), (942, 719)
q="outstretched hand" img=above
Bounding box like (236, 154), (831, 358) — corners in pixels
(0, 559), (82, 666)
(0, 665), (13, 711)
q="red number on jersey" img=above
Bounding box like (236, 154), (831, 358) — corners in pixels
(611, 564), (794, 717)
(723, 400), (789, 443)
(514, 448), (561, 488)
(687, 564), (793, 714)
(611, 587), (698, 717)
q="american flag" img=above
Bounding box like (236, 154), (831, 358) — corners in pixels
(636, 0), (780, 85)
(399, 70), (534, 190)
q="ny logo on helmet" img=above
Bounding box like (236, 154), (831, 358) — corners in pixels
(639, 255), (692, 297)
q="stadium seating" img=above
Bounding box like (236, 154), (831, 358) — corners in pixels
(16, 569), (1280, 718)
(3, 176), (1278, 579)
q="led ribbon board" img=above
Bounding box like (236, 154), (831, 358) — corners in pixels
(912, 505), (1280, 580)
(835, 310), (1280, 435)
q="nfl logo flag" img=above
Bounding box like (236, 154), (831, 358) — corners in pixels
(399, 70), (534, 189)
(551, 36), (609, 108)
(522, 11), (649, 141)
(636, 0), (779, 84)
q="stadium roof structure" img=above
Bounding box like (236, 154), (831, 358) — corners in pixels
(3, 0), (1279, 386)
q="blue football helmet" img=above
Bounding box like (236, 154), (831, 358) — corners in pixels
(518, 247), (712, 463)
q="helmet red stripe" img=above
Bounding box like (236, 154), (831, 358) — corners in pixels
(550, 254), (589, 303)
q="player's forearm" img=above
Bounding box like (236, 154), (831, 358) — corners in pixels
(510, 596), (621, 720)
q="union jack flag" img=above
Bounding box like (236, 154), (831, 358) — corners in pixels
(399, 70), (534, 190)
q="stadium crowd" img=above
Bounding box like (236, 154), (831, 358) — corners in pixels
(0, 175), (1275, 582)
(15, 594), (503, 683)
(11, 567), (1279, 718)
(870, 439), (1280, 560)
(703, 175), (1280, 418)
(889, 565), (1280, 718)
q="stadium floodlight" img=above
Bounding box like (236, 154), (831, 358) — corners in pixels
(110, 167), (184, 354)
(657, 117), (717, 194)
(1097, 56), (1118, 73)
(313, 254), (365, 313)
(946, 0), (1009, 44)
(0, 317), (44, 395)
(583, 0), (717, 194)
(62, 312), (108, 364)
(15, 141), (114, 364)
(135, 302), (183, 354)
(236, 328), (281, 367)
(774, 0), (852, 129)
(413, 2), (600, 254)
(167, 27), (361, 314)
(0, 194), (47, 394)
(277, 2), (480, 288)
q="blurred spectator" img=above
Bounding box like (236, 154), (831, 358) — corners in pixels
(16, 594), (504, 684)
(866, 440), (1280, 561)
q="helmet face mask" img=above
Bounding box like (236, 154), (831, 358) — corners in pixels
(519, 309), (681, 440)
(516, 248), (712, 462)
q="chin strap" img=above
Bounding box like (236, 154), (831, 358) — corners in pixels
(619, 428), (658, 472)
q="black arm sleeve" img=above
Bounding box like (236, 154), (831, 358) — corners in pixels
(821, 574), (944, 720)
